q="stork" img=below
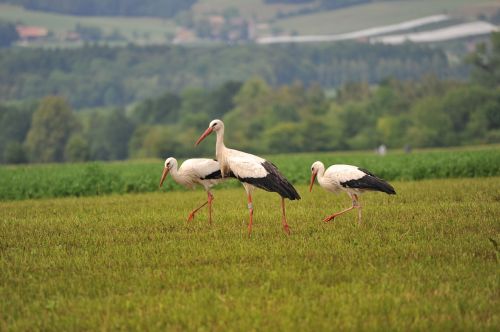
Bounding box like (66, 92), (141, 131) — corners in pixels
(309, 161), (396, 224)
(159, 157), (229, 224)
(195, 119), (300, 235)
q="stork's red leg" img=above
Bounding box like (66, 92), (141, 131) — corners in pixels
(322, 206), (354, 223)
(353, 194), (362, 225)
(247, 193), (253, 236)
(281, 197), (291, 235)
(187, 199), (208, 222)
(323, 193), (360, 223)
(208, 192), (214, 225)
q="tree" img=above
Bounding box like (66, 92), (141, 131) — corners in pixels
(65, 134), (90, 162)
(336, 82), (371, 104)
(178, 88), (210, 130)
(130, 92), (181, 125)
(129, 125), (177, 159)
(74, 24), (102, 42)
(0, 102), (34, 163)
(88, 108), (134, 160)
(0, 21), (19, 47)
(376, 115), (411, 148)
(25, 97), (79, 163)
(264, 122), (303, 153)
(468, 32), (500, 87)
(205, 81), (242, 119)
(224, 78), (272, 152)
(9, 0), (196, 18)
(3, 141), (27, 164)
(406, 97), (454, 147)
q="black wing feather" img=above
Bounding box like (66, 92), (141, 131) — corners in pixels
(341, 168), (396, 195)
(202, 169), (236, 180)
(237, 161), (301, 200)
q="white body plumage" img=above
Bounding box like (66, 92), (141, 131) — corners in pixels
(310, 160), (396, 224)
(165, 157), (225, 191)
(316, 163), (370, 195)
(159, 157), (228, 224)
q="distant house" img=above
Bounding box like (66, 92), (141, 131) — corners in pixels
(62, 31), (81, 42)
(173, 28), (196, 44)
(16, 26), (48, 41)
(209, 15), (225, 26)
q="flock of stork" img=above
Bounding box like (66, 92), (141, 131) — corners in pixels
(159, 119), (396, 235)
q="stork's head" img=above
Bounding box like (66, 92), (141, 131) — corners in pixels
(195, 119), (224, 146)
(309, 161), (323, 192)
(160, 157), (177, 188)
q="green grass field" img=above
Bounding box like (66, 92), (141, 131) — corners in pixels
(1, 178), (498, 330)
(1, 146), (499, 201)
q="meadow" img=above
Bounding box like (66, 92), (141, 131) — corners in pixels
(2, 0), (498, 46)
(0, 146), (499, 201)
(0, 4), (175, 45)
(0, 177), (498, 330)
(274, 0), (500, 35)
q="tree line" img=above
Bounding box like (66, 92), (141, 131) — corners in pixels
(0, 0), (195, 18)
(0, 42), (463, 109)
(1, 33), (498, 164)
(0, 76), (497, 164)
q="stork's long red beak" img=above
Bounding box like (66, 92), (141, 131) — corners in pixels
(159, 167), (169, 188)
(195, 127), (213, 146)
(309, 172), (317, 192)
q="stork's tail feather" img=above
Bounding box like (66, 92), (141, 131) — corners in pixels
(243, 175), (301, 200)
(273, 177), (301, 200)
(375, 179), (396, 195)
(262, 161), (301, 200)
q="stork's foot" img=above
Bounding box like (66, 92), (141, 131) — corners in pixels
(187, 212), (196, 222)
(323, 215), (336, 223)
(282, 223), (291, 235)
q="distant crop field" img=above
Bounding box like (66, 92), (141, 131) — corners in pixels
(0, 146), (498, 201)
(2, 0), (496, 45)
(274, 0), (500, 35)
(0, 178), (498, 330)
(193, 0), (317, 21)
(0, 4), (175, 44)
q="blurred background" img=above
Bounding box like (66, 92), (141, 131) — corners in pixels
(0, 0), (499, 164)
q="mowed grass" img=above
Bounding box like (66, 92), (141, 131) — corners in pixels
(1, 178), (498, 330)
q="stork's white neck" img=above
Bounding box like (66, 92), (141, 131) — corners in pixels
(215, 127), (226, 159)
(316, 163), (326, 182)
(169, 163), (182, 181)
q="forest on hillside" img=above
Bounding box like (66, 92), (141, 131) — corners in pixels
(265, 0), (370, 11)
(0, 33), (498, 165)
(0, 0), (196, 17)
(0, 0), (370, 17)
(0, 42), (463, 108)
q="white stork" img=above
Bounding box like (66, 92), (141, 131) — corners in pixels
(309, 161), (396, 224)
(159, 157), (229, 224)
(195, 119), (300, 235)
